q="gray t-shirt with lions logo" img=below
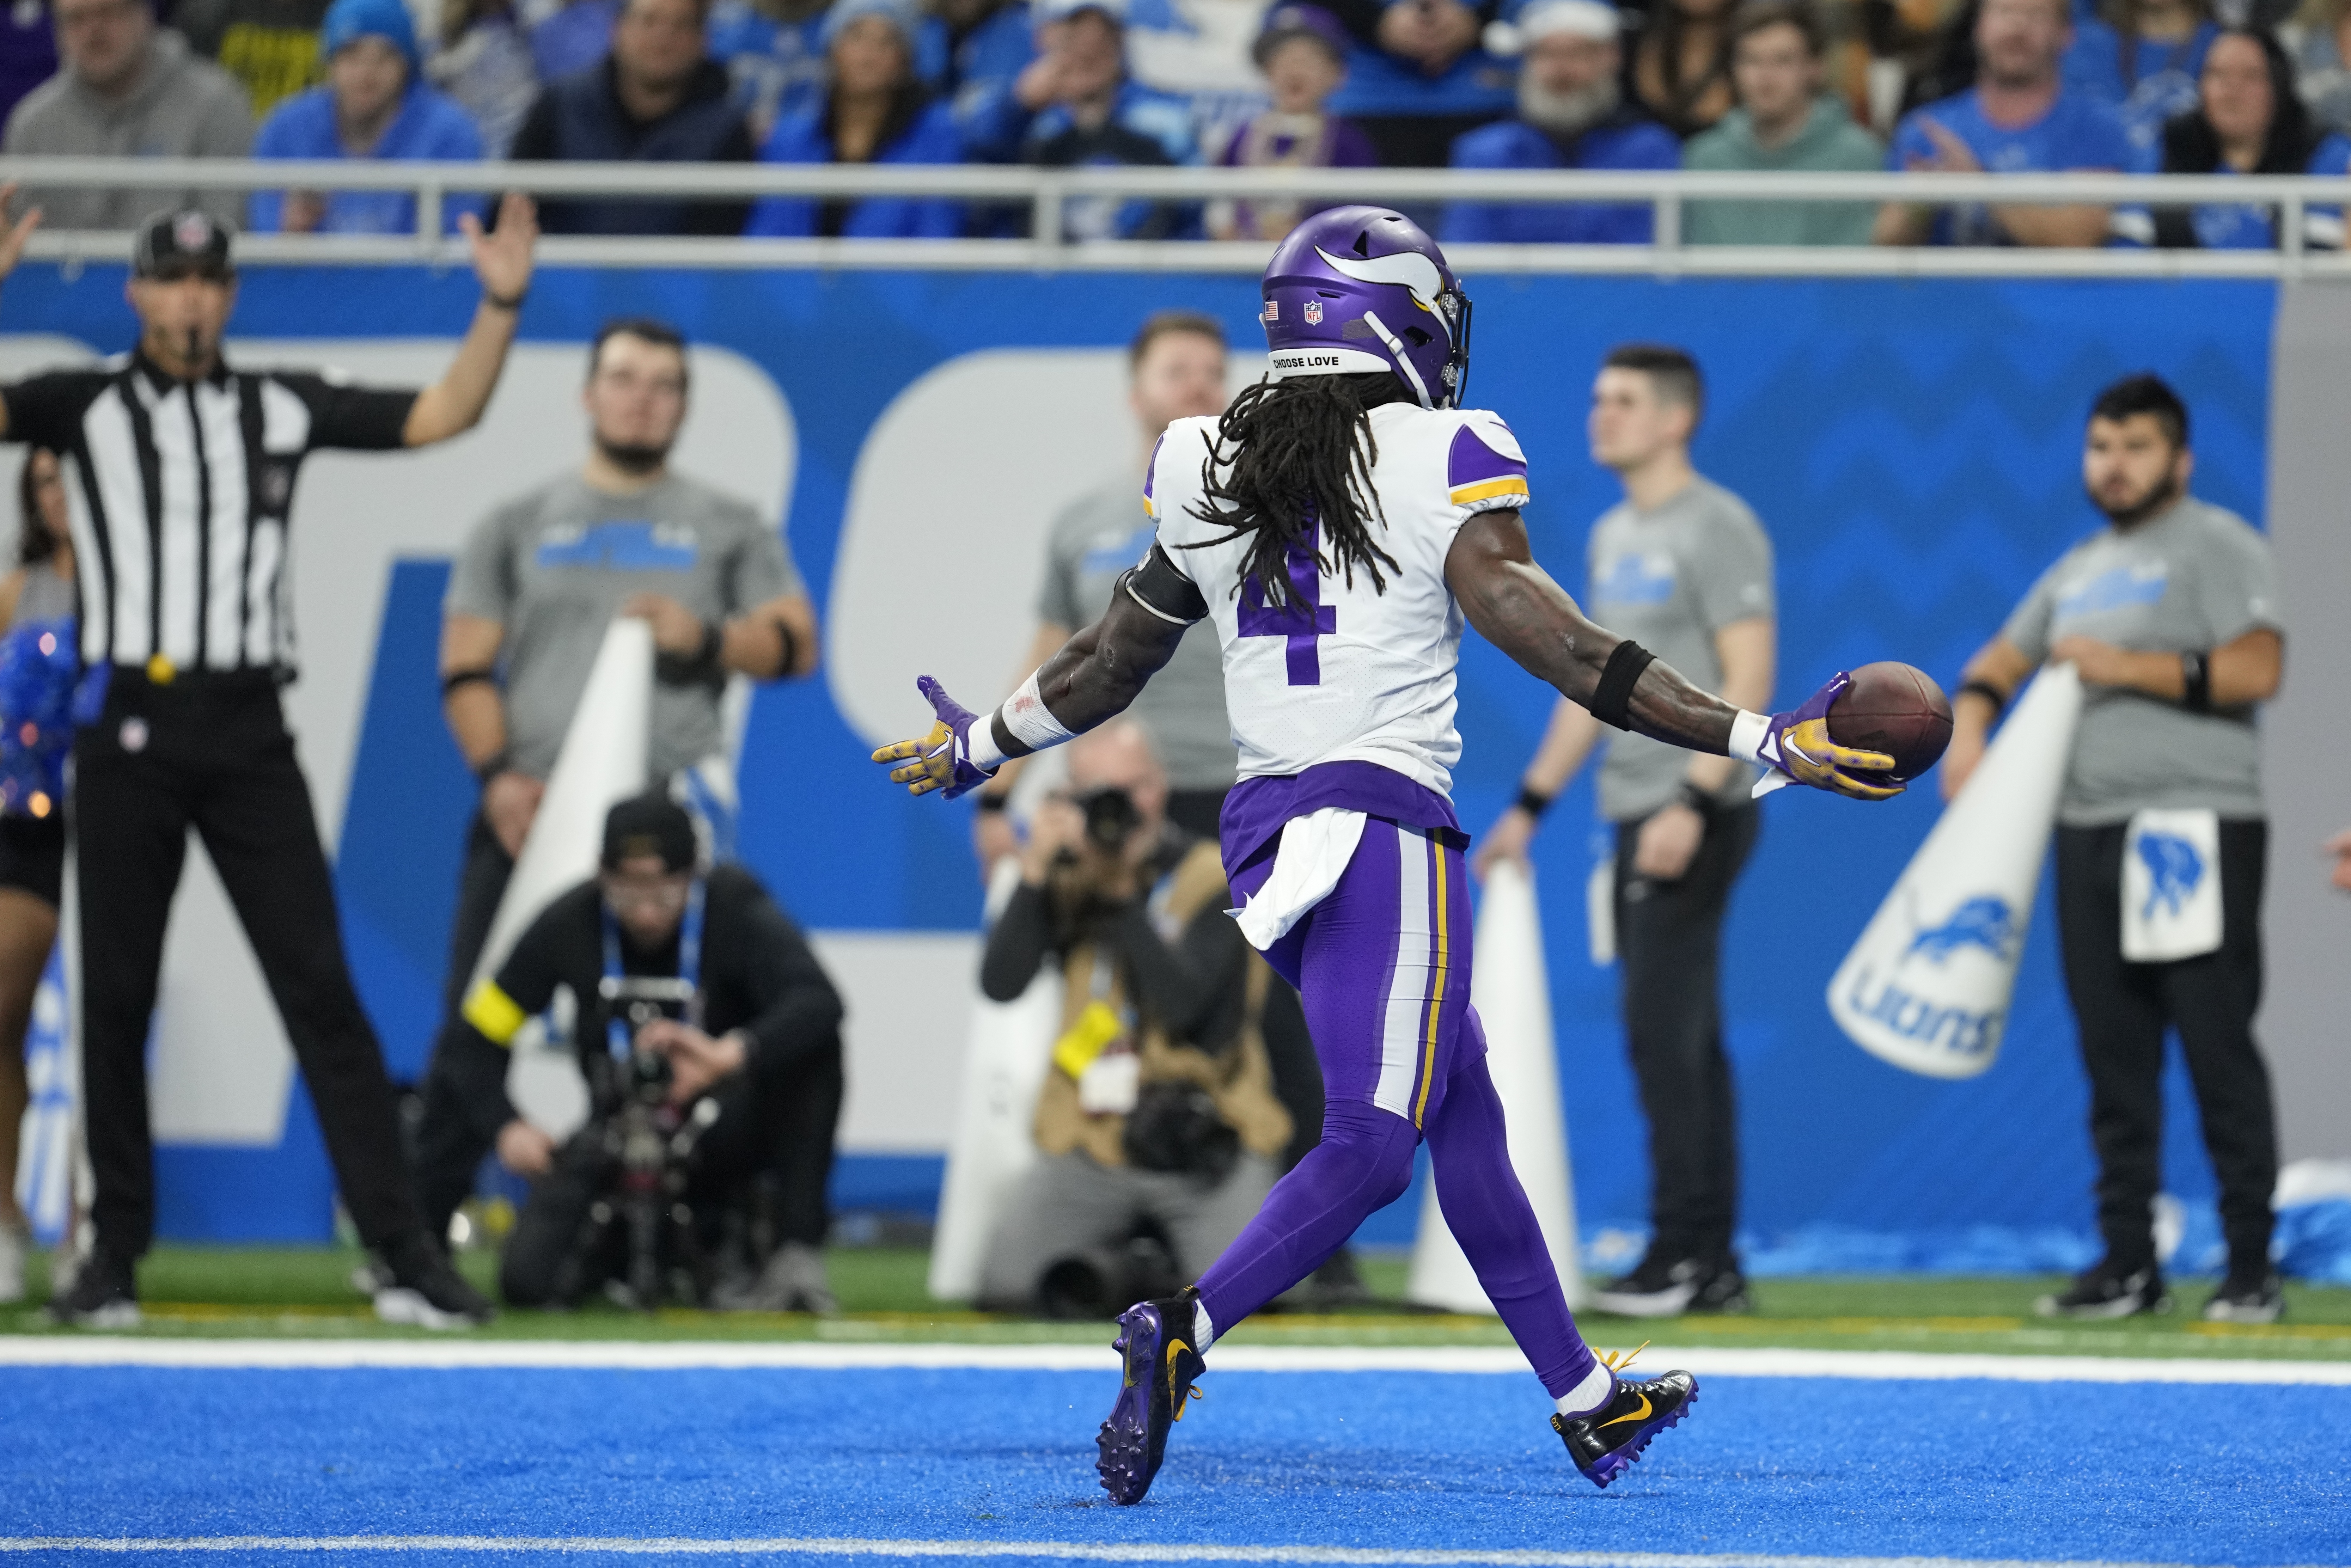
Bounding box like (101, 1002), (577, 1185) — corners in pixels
(1586, 475), (1776, 822)
(1037, 478), (1234, 793)
(447, 472), (801, 782)
(2001, 495), (2279, 826)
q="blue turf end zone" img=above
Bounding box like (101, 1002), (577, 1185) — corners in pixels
(1, 1365), (2346, 1566)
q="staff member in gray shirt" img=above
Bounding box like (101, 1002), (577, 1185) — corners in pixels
(409, 316), (819, 1247)
(1477, 344), (1776, 1319)
(973, 310), (1235, 865)
(1946, 374), (2285, 1325)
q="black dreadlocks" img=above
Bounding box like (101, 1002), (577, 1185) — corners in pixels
(1184, 371), (1412, 612)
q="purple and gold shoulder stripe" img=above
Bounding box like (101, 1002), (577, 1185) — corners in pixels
(1142, 433), (1166, 519)
(1446, 418), (1529, 510)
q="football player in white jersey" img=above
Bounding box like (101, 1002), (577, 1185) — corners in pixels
(876, 207), (1898, 1504)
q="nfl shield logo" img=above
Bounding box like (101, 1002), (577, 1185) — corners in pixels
(1303, 299), (1324, 326)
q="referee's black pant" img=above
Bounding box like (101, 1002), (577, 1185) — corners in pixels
(1614, 801), (1760, 1266)
(409, 809), (518, 1242)
(2054, 819), (2279, 1278)
(74, 670), (424, 1259)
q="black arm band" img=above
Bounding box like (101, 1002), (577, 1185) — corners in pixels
(441, 667), (499, 699)
(1957, 678), (2007, 716)
(1588, 639), (1656, 730)
(484, 287), (527, 312)
(1123, 544), (1211, 624)
(475, 747), (511, 784)
(655, 619), (727, 685)
(1514, 786), (1555, 820)
(2181, 649), (2213, 713)
(977, 792), (1009, 815)
(769, 615), (800, 676)
(1678, 781), (1721, 818)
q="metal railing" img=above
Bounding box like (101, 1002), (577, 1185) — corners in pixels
(6, 155), (2349, 277)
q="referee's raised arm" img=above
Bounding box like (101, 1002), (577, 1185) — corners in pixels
(402, 191), (542, 448)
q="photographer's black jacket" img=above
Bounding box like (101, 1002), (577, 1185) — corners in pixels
(448, 864), (843, 1135)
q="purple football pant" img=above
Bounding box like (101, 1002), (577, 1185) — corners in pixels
(1195, 820), (1599, 1400)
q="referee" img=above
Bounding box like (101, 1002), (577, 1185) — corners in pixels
(0, 189), (540, 1329)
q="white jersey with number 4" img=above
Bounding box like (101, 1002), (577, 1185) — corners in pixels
(1147, 402), (1531, 798)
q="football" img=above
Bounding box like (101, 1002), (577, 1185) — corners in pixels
(1827, 662), (1955, 784)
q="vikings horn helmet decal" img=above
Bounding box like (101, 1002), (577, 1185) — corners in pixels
(1258, 206), (1473, 409)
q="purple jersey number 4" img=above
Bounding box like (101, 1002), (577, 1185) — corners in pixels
(1237, 525), (1336, 687)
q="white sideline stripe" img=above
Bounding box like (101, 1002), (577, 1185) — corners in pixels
(0, 1541), (2327, 1568)
(2, 1336), (2350, 1384)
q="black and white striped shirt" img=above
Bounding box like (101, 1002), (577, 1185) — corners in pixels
(0, 353), (417, 676)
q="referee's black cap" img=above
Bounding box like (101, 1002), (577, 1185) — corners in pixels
(133, 208), (236, 282)
(602, 792), (698, 873)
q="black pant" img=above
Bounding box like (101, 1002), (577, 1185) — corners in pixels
(409, 810), (518, 1241)
(73, 671), (422, 1258)
(2054, 820), (2279, 1275)
(1614, 802), (1759, 1263)
(498, 1039), (844, 1306)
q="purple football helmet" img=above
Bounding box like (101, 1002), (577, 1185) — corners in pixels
(1259, 205), (1473, 410)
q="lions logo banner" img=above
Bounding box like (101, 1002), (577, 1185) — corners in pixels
(2121, 808), (2223, 962)
(1828, 666), (2085, 1080)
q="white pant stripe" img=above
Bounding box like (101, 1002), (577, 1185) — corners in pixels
(1374, 823), (1433, 1120)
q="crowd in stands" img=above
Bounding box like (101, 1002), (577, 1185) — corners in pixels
(0, 0), (2347, 247)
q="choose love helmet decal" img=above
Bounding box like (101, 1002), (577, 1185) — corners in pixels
(1257, 205), (1473, 410)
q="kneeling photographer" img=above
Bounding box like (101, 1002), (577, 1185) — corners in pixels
(438, 794), (844, 1312)
(976, 721), (1291, 1317)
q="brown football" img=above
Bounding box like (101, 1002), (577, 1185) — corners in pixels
(1827, 661), (1954, 784)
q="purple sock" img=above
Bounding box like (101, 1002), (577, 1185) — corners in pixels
(1195, 1099), (1418, 1330)
(1423, 1038), (1597, 1399)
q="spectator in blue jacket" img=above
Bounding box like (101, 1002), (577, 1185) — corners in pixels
(960, 0), (1197, 239)
(942, 0), (1038, 135)
(509, 0), (757, 234)
(2064, 0), (2216, 153)
(1326, 0), (1518, 169)
(1443, 0), (1680, 244)
(1877, 0), (2133, 246)
(249, 0), (488, 234)
(745, 0), (965, 236)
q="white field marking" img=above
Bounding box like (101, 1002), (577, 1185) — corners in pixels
(0, 1541), (2330, 1568)
(1, 1337), (2350, 1384)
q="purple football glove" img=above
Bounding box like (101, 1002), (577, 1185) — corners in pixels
(1753, 671), (1901, 801)
(872, 675), (998, 800)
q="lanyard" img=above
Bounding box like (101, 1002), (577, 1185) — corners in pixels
(600, 878), (704, 1059)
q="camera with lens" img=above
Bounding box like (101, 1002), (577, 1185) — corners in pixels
(1075, 784), (1140, 852)
(558, 975), (720, 1310)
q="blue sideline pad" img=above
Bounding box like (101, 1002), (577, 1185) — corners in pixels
(1, 1366), (2345, 1565)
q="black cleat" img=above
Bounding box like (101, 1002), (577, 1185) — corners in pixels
(46, 1248), (139, 1329)
(1552, 1353), (1699, 1489)
(1691, 1257), (1751, 1315)
(1591, 1249), (1708, 1318)
(2035, 1260), (2170, 1320)
(1095, 1287), (1206, 1505)
(2202, 1270), (2284, 1324)
(375, 1235), (494, 1329)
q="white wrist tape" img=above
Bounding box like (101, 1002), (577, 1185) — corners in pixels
(965, 717), (1006, 773)
(1727, 710), (1770, 766)
(1001, 672), (1077, 754)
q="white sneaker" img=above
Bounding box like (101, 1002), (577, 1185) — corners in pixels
(0, 1220), (26, 1305)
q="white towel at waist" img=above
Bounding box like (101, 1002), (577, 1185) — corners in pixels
(1228, 808), (1367, 950)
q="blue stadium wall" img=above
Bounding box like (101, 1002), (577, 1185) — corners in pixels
(2, 264), (2277, 1269)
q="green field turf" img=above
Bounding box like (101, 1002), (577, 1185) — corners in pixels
(5, 1243), (2348, 1360)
